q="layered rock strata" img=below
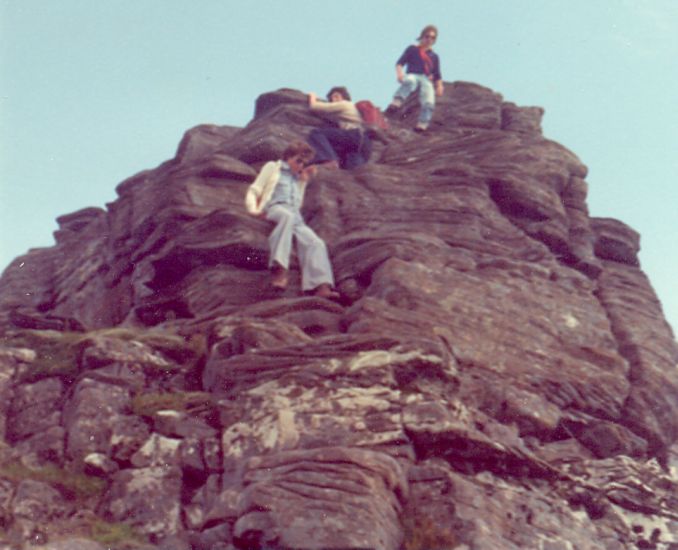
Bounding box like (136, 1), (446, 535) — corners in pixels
(0, 82), (677, 549)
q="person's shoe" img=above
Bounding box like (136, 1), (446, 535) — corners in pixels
(385, 98), (403, 115)
(270, 266), (288, 291)
(313, 283), (340, 300)
(413, 121), (429, 133)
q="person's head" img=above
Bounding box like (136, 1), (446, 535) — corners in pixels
(417, 25), (438, 47)
(326, 86), (351, 102)
(282, 141), (314, 174)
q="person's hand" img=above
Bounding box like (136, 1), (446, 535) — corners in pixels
(308, 92), (317, 106)
(435, 81), (444, 97)
(396, 65), (405, 83)
(300, 165), (318, 181)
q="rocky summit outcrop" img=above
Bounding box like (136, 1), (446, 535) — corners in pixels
(0, 82), (677, 550)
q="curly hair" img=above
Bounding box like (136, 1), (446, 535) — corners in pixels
(282, 141), (315, 162)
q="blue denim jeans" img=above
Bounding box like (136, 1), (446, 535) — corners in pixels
(394, 73), (435, 124)
(308, 127), (369, 169)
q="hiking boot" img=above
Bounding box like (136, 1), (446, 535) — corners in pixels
(414, 121), (429, 133)
(270, 265), (288, 291)
(385, 98), (403, 115)
(313, 283), (340, 300)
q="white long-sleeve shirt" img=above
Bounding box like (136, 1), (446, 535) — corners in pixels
(244, 160), (309, 215)
(310, 100), (362, 130)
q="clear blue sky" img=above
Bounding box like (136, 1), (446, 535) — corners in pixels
(1, 0), (676, 333)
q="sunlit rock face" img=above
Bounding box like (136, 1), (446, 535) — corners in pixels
(1, 83), (677, 550)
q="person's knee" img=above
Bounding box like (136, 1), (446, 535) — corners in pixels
(270, 208), (295, 227)
(304, 232), (327, 251)
(315, 237), (329, 254)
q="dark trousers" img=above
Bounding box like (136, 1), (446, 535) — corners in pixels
(308, 128), (371, 169)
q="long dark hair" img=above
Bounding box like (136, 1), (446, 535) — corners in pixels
(417, 24), (438, 40)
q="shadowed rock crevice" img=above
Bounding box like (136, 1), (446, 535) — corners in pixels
(1, 82), (677, 549)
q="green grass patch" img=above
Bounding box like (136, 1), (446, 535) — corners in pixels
(1, 327), (207, 384)
(88, 519), (147, 548)
(132, 390), (215, 418)
(1, 330), (86, 383)
(0, 460), (106, 500)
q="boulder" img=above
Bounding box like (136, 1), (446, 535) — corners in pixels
(0, 82), (677, 548)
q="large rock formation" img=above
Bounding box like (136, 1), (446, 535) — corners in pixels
(1, 82), (677, 549)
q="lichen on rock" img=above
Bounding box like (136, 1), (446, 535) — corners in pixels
(1, 82), (677, 549)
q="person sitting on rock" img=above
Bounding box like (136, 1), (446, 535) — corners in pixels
(245, 140), (340, 300)
(385, 24), (444, 133)
(307, 86), (371, 170)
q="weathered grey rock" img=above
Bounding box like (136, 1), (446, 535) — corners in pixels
(234, 447), (406, 550)
(108, 415), (152, 463)
(101, 466), (182, 538)
(14, 425), (65, 467)
(592, 217), (641, 265)
(12, 479), (65, 522)
(184, 474), (228, 531)
(53, 207), (106, 245)
(32, 539), (106, 550)
(83, 452), (119, 476)
(156, 534), (193, 550)
(63, 377), (133, 461)
(130, 433), (182, 468)
(0, 347), (21, 440)
(7, 378), (62, 443)
(153, 409), (217, 439)
(0, 82), (677, 547)
(0, 479), (15, 532)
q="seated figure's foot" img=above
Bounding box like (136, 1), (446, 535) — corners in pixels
(385, 97), (403, 114)
(313, 283), (340, 300)
(414, 121), (429, 133)
(270, 265), (288, 291)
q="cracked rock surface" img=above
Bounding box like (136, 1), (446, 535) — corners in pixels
(1, 83), (677, 549)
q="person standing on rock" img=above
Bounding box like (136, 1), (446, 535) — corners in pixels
(385, 24), (443, 132)
(307, 86), (371, 170)
(245, 141), (340, 300)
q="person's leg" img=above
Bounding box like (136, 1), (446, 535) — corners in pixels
(353, 133), (372, 168)
(393, 74), (418, 102)
(308, 128), (340, 166)
(293, 218), (336, 295)
(334, 129), (365, 169)
(386, 74), (418, 114)
(265, 205), (296, 287)
(310, 128), (359, 169)
(416, 75), (436, 128)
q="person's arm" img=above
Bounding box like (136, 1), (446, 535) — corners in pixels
(433, 54), (443, 96)
(245, 161), (276, 215)
(308, 94), (351, 114)
(299, 165), (317, 182)
(395, 45), (414, 82)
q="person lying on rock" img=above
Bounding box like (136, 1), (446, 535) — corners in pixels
(307, 86), (371, 170)
(385, 24), (443, 133)
(245, 141), (340, 300)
